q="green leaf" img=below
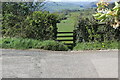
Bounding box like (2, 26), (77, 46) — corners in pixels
(97, 14), (106, 20)
(100, 19), (105, 22)
(93, 13), (102, 17)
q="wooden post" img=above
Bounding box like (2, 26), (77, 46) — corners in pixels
(73, 30), (76, 46)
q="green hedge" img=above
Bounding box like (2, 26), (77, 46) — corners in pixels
(73, 41), (119, 50)
(74, 9), (120, 43)
(0, 38), (69, 51)
(36, 40), (68, 51)
(24, 11), (58, 40)
(2, 2), (59, 40)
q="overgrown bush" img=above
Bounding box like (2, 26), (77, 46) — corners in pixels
(24, 11), (58, 40)
(74, 16), (120, 43)
(73, 6), (120, 50)
(0, 38), (69, 51)
(2, 2), (42, 37)
(2, 2), (59, 40)
(36, 40), (69, 51)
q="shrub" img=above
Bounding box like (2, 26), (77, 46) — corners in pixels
(37, 40), (69, 51)
(1, 38), (41, 49)
(2, 2), (59, 40)
(0, 38), (69, 51)
(74, 9), (120, 43)
(2, 2), (49, 38)
(24, 11), (59, 40)
(109, 41), (119, 49)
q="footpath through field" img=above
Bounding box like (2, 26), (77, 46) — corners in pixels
(56, 12), (79, 46)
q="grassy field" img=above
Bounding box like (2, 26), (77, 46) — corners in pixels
(57, 9), (94, 32)
(57, 11), (80, 44)
(57, 11), (79, 32)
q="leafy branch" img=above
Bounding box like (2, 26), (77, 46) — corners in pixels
(93, 0), (120, 29)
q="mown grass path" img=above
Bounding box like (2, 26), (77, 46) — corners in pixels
(57, 12), (79, 44)
(57, 12), (79, 32)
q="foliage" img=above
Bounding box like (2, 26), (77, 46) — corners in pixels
(0, 38), (41, 49)
(37, 40), (69, 51)
(24, 11), (58, 40)
(93, 1), (120, 29)
(2, 2), (45, 15)
(2, 2), (59, 40)
(74, 8), (120, 43)
(73, 41), (119, 50)
(0, 38), (69, 51)
(2, 2), (44, 37)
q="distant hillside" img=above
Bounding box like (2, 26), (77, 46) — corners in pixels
(42, 2), (97, 12)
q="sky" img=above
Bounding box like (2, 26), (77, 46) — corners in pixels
(47, 0), (98, 2)
(47, 0), (119, 2)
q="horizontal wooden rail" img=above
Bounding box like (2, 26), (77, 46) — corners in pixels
(56, 31), (76, 47)
(64, 43), (74, 45)
(56, 39), (73, 41)
(57, 32), (73, 34)
(57, 35), (74, 37)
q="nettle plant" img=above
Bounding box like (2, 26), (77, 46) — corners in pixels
(93, 0), (120, 29)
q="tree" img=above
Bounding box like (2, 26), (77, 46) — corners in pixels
(2, 2), (44, 37)
(93, 0), (120, 29)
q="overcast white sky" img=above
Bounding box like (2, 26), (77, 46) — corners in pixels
(47, 0), (97, 2)
(47, 0), (119, 2)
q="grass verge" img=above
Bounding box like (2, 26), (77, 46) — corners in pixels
(73, 41), (120, 50)
(0, 37), (69, 51)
